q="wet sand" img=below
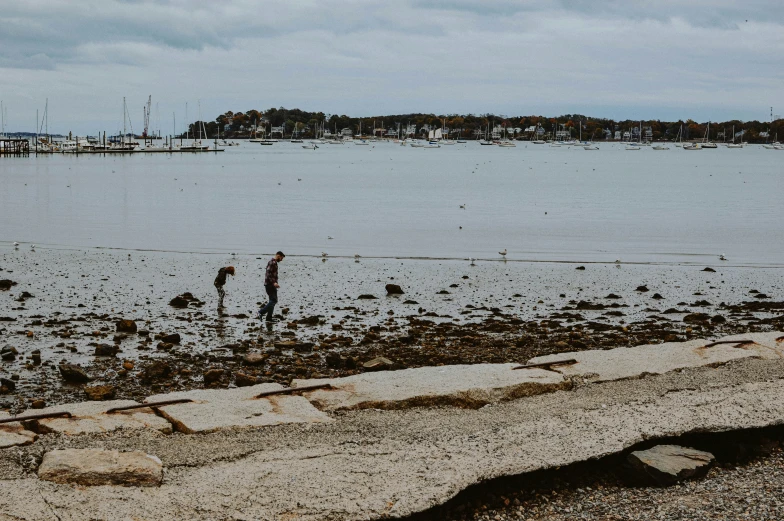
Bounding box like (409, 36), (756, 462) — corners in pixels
(1, 245), (782, 411)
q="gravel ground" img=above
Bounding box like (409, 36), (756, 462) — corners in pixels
(423, 446), (784, 521)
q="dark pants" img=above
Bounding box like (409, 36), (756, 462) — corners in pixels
(215, 282), (225, 306)
(259, 284), (278, 320)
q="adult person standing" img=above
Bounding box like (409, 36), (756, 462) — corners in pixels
(257, 251), (285, 322)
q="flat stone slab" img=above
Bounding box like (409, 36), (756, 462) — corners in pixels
(38, 448), (162, 487)
(0, 412), (37, 449)
(718, 331), (784, 359)
(627, 444), (715, 485)
(33, 401), (172, 435)
(295, 363), (569, 411)
(5, 367), (784, 520)
(146, 383), (333, 434)
(527, 335), (764, 383)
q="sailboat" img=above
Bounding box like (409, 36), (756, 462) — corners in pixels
(180, 102), (209, 151)
(479, 123), (495, 145)
(354, 120), (369, 145)
(726, 125), (743, 148)
(249, 120), (266, 143)
(440, 120), (455, 145)
(290, 125), (304, 143)
(674, 125), (684, 147)
(497, 124), (516, 147)
(701, 122), (718, 148)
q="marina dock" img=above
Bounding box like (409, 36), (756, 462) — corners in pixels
(0, 139), (30, 156)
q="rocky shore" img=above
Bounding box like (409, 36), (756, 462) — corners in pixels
(1, 247), (783, 412)
(410, 431), (784, 521)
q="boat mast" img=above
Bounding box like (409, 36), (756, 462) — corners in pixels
(122, 97), (127, 146)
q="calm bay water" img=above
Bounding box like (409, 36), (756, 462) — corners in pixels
(0, 142), (782, 265)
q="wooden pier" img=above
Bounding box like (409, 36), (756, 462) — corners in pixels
(0, 139), (30, 156)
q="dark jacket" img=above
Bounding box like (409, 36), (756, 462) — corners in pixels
(264, 258), (278, 286)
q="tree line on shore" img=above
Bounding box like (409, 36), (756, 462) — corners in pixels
(184, 107), (784, 142)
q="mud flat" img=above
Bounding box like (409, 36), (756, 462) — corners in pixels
(1, 245), (783, 412)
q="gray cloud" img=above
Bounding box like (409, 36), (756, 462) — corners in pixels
(1, 0), (782, 133)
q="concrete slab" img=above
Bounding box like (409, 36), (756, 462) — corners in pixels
(526, 337), (762, 383)
(33, 401), (172, 435)
(718, 331), (784, 359)
(146, 383), (333, 434)
(4, 363), (784, 521)
(0, 412), (37, 449)
(295, 363), (569, 411)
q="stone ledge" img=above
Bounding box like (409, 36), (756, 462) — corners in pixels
(6, 373), (782, 520)
(526, 332), (778, 383)
(295, 363), (569, 411)
(33, 401), (172, 435)
(147, 383), (333, 434)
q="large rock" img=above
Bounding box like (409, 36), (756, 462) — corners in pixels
(385, 284), (405, 295)
(169, 295), (189, 308)
(160, 333), (181, 344)
(363, 357), (394, 371)
(84, 385), (116, 401)
(33, 400), (172, 435)
(1, 345), (17, 361)
(94, 343), (119, 356)
(203, 368), (225, 385)
(147, 384), (332, 434)
(0, 279), (17, 290)
(234, 372), (258, 387)
(296, 363), (569, 411)
(140, 360), (171, 383)
(59, 363), (91, 383)
(116, 319), (137, 333)
(627, 445), (715, 486)
(0, 413), (37, 449)
(38, 449), (162, 487)
(243, 353), (266, 366)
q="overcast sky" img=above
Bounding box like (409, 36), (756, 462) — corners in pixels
(1, 0), (782, 135)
